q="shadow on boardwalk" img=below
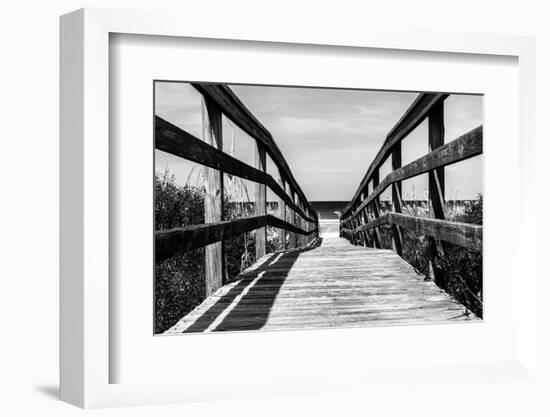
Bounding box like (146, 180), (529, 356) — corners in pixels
(181, 238), (323, 332)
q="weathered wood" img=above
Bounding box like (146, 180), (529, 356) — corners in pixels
(155, 116), (316, 223)
(354, 213), (482, 252)
(343, 126), (482, 222)
(302, 210), (308, 244)
(297, 201), (303, 247)
(300, 205), (307, 246)
(347, 217), (355, 242)
(278, 175), (287, 250)
(307, 210), (314, 244)
(303, 207), (309, 246)
(353, 202), (363, 246)
(349, 205), (358, 245)
(428, 101), (446, 219)
(347, 208), (355, 243)
(255, 143), (267, 260)
(304, 208), (309, 244)
(342, 93), (448, 217)
(156, 215), (317, 262)
(293, 193), (300, 248)
(356, 212), (364, 246)
(165, 230), (477, 334)
(353, 203), (361, 243)
(287, 187), (296, 249)
(202, 97), (225, 295)
(360, 208), (370, 247)
(305, 207), (311, 245)
(305, 217), (310, 243)
(360, 193), (370, 247)
(354, 206), (362, 245)
(391, 142), (403, 255)
(428, 101), (446, 286)
(371, 171), (382, 248)
(192, 83), (316, 219)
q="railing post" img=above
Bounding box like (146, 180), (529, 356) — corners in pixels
(428, 100), (446, 286)
(316, 216), (319, 239)
(355, 206), (362, 245)
(301, 203), (306, 247)
(349, 207), (357, 245)
(255, 142), (267, 260)
(371, 172), (382, 248)
(278, 174), (287, 250)
(355, 213), (363, 246)
(354, 204), (363, 246)
(350, 216), (357, 244)
(360, 192), (370, 246)
(303, 207), (308, 246)
(202, 97), (225, 296)
(312, 211), (315, 240)
(304, 207), (308, 246)
(305, 210), (309, 244)
(312, 214), (316, 243)
(360, 209), (370, 247)
(293, 194), (300, 248)
(309, 211), (314, 244)
(297, 202), (303, 247)
(289, 189), (296, 249)
(297, 196), (302, 248)
(391, 143), (404, 255)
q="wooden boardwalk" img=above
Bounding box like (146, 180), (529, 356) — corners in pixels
(153, 88), (483, 335)
(164, 220), (477, 334)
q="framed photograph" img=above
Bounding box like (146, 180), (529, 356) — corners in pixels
(60, 8), (538, 409)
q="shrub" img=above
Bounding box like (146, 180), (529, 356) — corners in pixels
(154, 169), (206, 334)
(401, 195), (483, 317)
(155, 248), (205, 334)
(155, 169), (205, 229)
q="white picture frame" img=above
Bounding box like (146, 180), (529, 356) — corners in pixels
(60, 7), (538, 409)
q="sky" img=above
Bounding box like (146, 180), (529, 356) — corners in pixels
(155, 82), (483, 202)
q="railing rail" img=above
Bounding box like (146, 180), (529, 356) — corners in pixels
(340, 92), (483, 289)
(341, 213), (482, 252)
(156, 214), (317, 263)
(155, 83), (318, 296)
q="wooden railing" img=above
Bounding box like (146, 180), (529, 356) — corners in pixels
(155, 83), (319, 296)
(339, 93), (483, 286)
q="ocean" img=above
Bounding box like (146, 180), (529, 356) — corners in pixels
(309, 201), (349, 220)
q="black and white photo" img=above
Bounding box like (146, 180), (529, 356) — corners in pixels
(154, 81), (483, 334)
